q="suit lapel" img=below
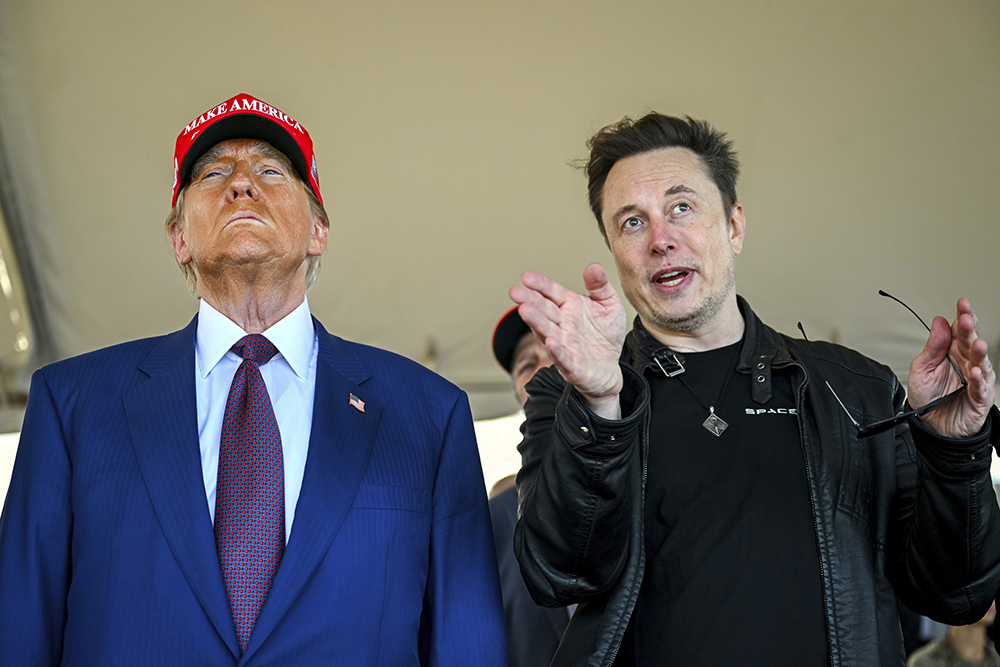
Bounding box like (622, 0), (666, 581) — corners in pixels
(124, 317), (241, 659)
(242, 320), (381, 664)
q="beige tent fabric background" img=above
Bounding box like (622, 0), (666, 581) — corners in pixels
(1, 0), (997, 420)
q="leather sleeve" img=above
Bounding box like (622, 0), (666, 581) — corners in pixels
(888, 388), (1000, 625)
(513, 364), (649, 607)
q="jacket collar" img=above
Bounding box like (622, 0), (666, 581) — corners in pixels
(623, 296), (794, 405)
(127, 316), (242, 658)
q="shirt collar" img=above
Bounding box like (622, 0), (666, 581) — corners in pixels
(196, 297), (314, 379)
(624, 314), (748, 376)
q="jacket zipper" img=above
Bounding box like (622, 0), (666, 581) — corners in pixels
(773, 359), (835, 667)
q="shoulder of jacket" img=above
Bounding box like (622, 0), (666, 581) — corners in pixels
(321, 331), (465, 403)
(783, 333), (897, 384)
(39, 334), (169, 378)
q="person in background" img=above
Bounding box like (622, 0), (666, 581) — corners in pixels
(490, 306), (569, 667)
(908, 603), (999, 667)
(0, 92), (505, 666)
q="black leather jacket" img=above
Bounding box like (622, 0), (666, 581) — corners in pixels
(514, 298), (1000, 667)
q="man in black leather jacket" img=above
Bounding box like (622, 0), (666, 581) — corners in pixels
(509, 113), (1000, 666)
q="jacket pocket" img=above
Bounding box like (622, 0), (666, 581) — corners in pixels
(351, 484), (429, 514)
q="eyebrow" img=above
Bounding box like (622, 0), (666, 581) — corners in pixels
(191, 141), (293, 179)
(609, 184), (698, 222)
(664, 184), (696, 197)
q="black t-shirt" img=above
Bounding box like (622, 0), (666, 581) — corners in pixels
(618, 340), (828, 665)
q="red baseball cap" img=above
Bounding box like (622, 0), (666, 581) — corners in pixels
(171, 93), (322, 207)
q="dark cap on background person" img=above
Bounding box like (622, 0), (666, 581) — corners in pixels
(492, 306), (532, 375)
(171, 92), (322, 206)
(493, 306), (553, 409)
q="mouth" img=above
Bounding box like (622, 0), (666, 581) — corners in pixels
(653, 269), (690, 288)
(228, 211), (264, 224)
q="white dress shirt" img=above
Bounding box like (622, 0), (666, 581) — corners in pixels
(195, 297), (318, 542)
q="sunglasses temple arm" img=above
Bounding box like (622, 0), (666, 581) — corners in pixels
(826, 381), (861, 428)
(945, 355), (966, 385)
(879, 290), (968, 385)
(878, 291), (932, 331)
(798, 322), (864, 429)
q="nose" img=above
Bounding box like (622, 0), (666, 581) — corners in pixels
(226, 162), (259, 202)
(649, 216), (677, 255)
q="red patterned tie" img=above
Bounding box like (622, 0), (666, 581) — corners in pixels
(214, 333), (285, 651)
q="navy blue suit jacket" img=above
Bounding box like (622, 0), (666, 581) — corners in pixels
(0, 317), (506, 666)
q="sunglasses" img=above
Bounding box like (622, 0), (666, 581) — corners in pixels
(798, 291), (967, 438)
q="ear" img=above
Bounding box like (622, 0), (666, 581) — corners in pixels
(168, 220), (192, 265)
(308, 214), (329, 257)
(728, 203), (746, 255)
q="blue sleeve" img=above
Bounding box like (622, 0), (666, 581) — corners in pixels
(418, 391), (508, 667)
(0, 370), (72, 666)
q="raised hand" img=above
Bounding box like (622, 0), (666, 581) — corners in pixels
(510, 263), (627, 419)
(907, 298), (996, 439)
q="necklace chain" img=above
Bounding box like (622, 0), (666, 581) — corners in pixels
(653, 345), (739, 438)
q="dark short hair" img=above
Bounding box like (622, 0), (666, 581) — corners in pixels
(585, 113), (739, 241)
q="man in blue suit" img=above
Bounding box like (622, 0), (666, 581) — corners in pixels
(0, 93), (507, 666)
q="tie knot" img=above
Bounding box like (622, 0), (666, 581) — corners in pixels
(232, 334), (279, 366)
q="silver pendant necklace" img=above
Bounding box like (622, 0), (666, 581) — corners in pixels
(701, 408), (729, 437)
(653, 348), (736, 438)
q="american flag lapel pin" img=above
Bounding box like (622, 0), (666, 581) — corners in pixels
(349, 393), (365, 413)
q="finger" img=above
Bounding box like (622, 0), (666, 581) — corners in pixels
(957, 297), (976, 320)
(983, 343), (996, 386)
(953, 298), (979, 335)
(509, 282), (561, 333)
(510, 278), (579, 335)
(968, 338), (995, 389)
(953, 311), (979, 339)
(949, 312), (981, 365)
(521, 270), (574, 307)
(946, 333), (995, 414)
(913, 316), (952, 374)
(582, 263), (616, 302)
(965, 362), (995, 408)
(509, 283), (534, 307)
(516, 306), (559, 343)
(510, 283), (562, 317)
(514, 300), (565, 342)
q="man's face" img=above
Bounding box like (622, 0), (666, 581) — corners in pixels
(600, 147), (745, 340)
(511, 332), (554, 407)
(169, 139), (328, 287)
